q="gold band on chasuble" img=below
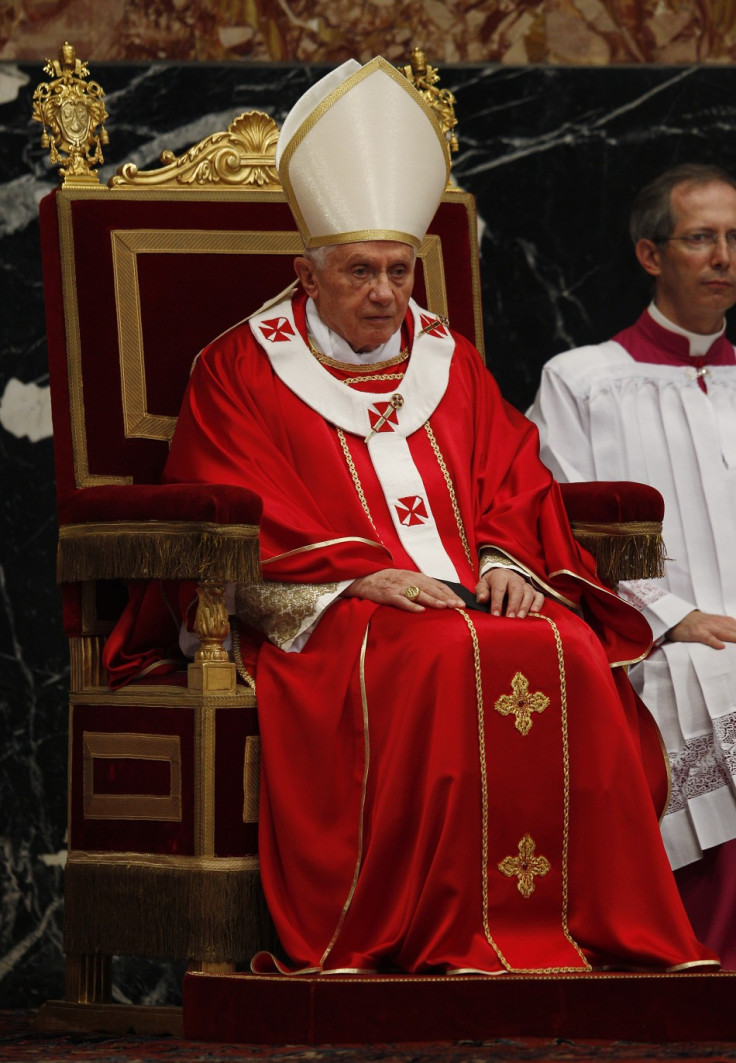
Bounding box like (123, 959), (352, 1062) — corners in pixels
(460, 610), (591, 973)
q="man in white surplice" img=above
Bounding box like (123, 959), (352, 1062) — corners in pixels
(527, 163), (736, 967)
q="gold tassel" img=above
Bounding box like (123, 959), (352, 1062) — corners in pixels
(63, 862), (279, 962)
(570, 520), (666, 587)
(57, 522), (261, 584)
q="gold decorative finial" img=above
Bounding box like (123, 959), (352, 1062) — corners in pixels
(398, 48), (458, 158)
(32, 42), (109, 185)
(110, 112), (280, 190)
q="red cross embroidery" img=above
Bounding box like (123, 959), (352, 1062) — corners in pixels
(260, 317), (295, 342)
(368, 401), (400, 433)
(395, 496), (429, 527)
(419, 313), (447, 337)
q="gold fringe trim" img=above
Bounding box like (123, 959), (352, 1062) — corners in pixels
(58, 522), (261, 583)
(569, 520), (666, 586)
(63, 860), (278, 962)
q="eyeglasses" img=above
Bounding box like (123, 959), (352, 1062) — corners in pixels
(657, 231), (736, 252)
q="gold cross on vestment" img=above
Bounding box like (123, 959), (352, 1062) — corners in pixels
(494, 671), (549, 735)
(498, 834), (551, 898)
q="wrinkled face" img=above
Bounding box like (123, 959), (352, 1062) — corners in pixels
(636, 180), (736, 334)
(294, 241), (416, 353)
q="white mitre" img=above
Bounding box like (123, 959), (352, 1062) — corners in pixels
(275, 56), (449, 250)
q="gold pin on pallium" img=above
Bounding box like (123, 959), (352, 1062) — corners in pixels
(365, 393), (404, 443)
(416, 314), (449, 338)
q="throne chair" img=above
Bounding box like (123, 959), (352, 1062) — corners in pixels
(33, 44), (694, 1042)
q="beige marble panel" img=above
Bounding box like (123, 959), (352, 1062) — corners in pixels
(2, 0), (736, 65)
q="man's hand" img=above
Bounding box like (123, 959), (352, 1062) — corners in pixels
(343, 570), (466, 612)
(475, 568), (544, 618)
(667, 609), (736, 650)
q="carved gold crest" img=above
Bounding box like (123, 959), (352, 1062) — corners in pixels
(111, 112), (280, 190)
(32, 41), (109, 185)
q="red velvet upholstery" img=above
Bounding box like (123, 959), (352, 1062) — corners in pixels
(59, 482), (262, 526)
(559, 480), (665, 524)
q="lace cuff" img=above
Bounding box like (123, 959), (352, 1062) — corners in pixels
(618, 580), (695, 642)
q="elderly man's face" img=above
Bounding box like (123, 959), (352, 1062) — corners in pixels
(295, 241), (415, 353)
(636, 180), (736, 334)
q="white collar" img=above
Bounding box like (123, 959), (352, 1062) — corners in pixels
(250, 295), (454, 438)
(305, 298), (402, 365)
(649, 301), (725, 358)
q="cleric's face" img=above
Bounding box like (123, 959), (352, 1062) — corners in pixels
(297, 241), (416, 353)
(637, 180), (736, 334)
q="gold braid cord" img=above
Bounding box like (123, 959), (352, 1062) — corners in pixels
(424, 422), (474, 571)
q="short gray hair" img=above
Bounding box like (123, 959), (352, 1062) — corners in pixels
(629, 163), (736, 244)
(303, 245), (331, 270)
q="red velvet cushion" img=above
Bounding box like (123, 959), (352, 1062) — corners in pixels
(559, 481), (664, 524)
(58, 482), (263, 527)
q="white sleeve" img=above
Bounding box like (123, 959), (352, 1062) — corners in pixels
(527, 358), (597, 483)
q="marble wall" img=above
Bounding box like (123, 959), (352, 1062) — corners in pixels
(3, 56), (736, 1008)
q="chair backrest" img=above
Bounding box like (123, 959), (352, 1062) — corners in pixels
(39, 110), (484, 517)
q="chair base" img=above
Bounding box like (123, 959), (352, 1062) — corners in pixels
(182, 969), (736, 1044)
(35, 1001), (183, 1037)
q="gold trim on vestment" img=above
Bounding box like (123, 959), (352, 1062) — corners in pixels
(424, 421), (474, 570)
(308, 341), (408, 372)
(319, 622), (372, 970)
(262, 536), (383, 565)
(461, 609), (591, 973)
(546, 566), (653, 668)
(481, 547), (577, 612)
(341, 373), (405, 385)
(337, 429), (379, 534)
(82, 731), (182, 821)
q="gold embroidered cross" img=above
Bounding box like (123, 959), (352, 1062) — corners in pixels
(494, 671), (549, 735)
(498, 833), (551, 898)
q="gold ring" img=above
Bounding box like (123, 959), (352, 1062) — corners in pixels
(403, 585), (420, 600)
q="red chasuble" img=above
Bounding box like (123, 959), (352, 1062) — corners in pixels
(107, 290), (718, 974)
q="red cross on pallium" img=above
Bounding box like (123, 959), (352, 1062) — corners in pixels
(419, 314), (447, 337)
(368, 401), (400, 433)
(260, 317), (295, 342)
(395, 495), (429, 526)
